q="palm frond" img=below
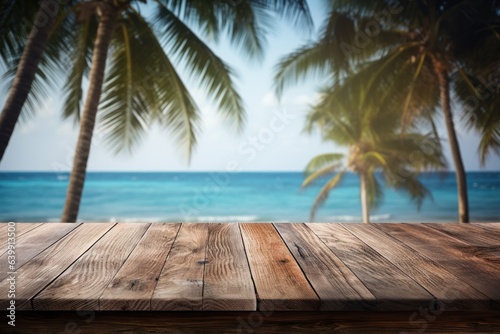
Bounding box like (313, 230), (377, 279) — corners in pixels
(154, 4), (246, 130)
(0, 0), (40, 66)
(62, 15), (97, 122)
(310, 170), (345, 221)
(2, 5), (75, 121)
(274, 41), (332, 97)
(302, 158), (343, 190)
(99, 9), (202, 159)
(99, 19), (150, 154)
(387, 172), (431, 210)
(304, 153), (344, 174)
(157, 0), (312, 59)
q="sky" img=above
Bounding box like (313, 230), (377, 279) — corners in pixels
(1, 1), (499, 172)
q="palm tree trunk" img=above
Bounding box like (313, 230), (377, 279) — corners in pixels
(360, 173), (370, 224)
(0, 0), (58, 162)
(433, 58), (470, 223)
(61, 4), (118, 222)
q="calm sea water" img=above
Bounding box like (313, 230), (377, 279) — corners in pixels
(0, 172), (499, 222)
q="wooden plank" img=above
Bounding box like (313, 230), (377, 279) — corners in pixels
(0, 222), (43, 239)
(151, 223), (209, 311)
(10, 223), (44, 236)
(427, 223), (500, 246)
(425, 223), (500, 266)
(306, 223), (434, 310)
(375, 223), (499, 310)
(0, 223), (115, 310)
(202, 224), (256, 311)
(240, 223), (319, 311)
(0, 223), (80, 281)
(474, 223), (500, 230)
(473, 223), (500, 228)
(343, 224), (490, 311)
(99, 223), (181, 311)
(275, 223), (375, 310)
(4, 311), (500, 334)
(0, 223), (62, 252)
(32, 223), (149, 310)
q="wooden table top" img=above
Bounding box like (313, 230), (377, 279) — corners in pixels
(1, 222), (499, 312)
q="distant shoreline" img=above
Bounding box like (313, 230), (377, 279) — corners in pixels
(2, 172), (499, 223)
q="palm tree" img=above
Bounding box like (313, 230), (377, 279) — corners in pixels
(57, 0), (312, 222)
(0, 0), (71, 161)
(301, 82), (447, 223)
(275, 0), (500, 223)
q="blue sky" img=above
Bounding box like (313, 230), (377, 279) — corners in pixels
(1, 1), (499, 172)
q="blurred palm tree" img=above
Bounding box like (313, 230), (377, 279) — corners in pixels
(60, 0), (312, 222)
(1, 0), (312, 222)
(301, 81), (447, 223)
(275, 0), (500, 223)
(0, 0), (74, 160)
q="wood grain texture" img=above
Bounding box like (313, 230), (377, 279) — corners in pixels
(240, 223), (319, 311)
(151, 223), (209, 311)
(203, 224), (256, 311)
(2, 311), (500, 334)
(376, 223), (500, 309)
(343, 223), (490, 311)
(427, 223), (500, 246)
(425, 223), (500, 267)
(99, 223), (181, 311)
(2, 222), (500, 315)
(306, 223), (434, 310)
(0, 223), (80, 281)
(0, 222), (42, 233)
(0, 223), (115, 310)
(0, 223), (43, 250)
(32, 223), (149, 310)
(275, 223), (376, 310)
(473, 222), (500, 231)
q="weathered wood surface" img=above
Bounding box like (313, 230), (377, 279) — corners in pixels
(0, 224), (45, 270)
(344, 223), (490, 311)
(306, 223), (434, 310)
(428, 223), (500, 246)
(275, 223), (375, 310)
(376, 223), (500, 309)
(240, 223), (319, 310)
(99, 223), (180, 311)
(151, 223), (209, 311)
(202, 224), (256, 311)
(0, 223), (80, 281)
(32, 224), (149, 310)
(0, 222), (499, 314)
(0, 223), (43, 250)
(0, 223), (114, 310)
(2, 311), (500, 333)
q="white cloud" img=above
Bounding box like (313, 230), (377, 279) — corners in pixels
(293, 93), (322, 106)
(261, 92), (281, 107)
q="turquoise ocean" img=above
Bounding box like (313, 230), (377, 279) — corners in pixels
(0, 172), (499, 222)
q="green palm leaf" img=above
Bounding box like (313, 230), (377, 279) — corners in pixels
(62, 16), (96, 122)
(310, 170), (345, 221)
(304, 153), (344, 174)
(154, 4), (246, 130)
(274, 42), (332, 98)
